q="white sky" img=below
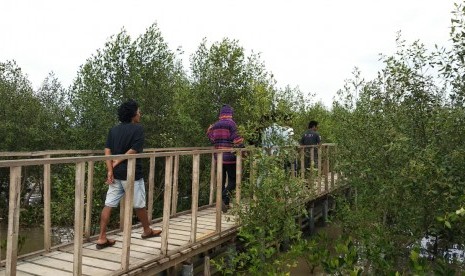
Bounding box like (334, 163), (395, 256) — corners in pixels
(0, 0), (455, 106)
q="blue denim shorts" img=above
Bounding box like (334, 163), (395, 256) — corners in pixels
(105, 178), (146, 209)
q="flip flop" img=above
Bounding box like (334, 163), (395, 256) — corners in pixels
(95, 239), (116, 250)
(141, 229), (162, 239)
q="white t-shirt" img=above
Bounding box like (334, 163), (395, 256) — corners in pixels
(262, 123), (298, 154)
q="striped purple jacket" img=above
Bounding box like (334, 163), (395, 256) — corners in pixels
(207, 105), (244, 164)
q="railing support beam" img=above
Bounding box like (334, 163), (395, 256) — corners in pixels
(43, 155), (52, 251)
(6, 166), (21, 276)
(121, 158), (136, 271)
(73, 162), (85, 276)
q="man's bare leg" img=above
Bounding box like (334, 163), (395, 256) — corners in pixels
(136, 208), (161, 237)
(96, 206), (114, 244)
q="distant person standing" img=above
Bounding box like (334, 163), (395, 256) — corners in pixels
(261, 113), (298, 155)
(300, 120), (321, 169)
(207, 104), (244, 213)
(95, 99), (161, 250)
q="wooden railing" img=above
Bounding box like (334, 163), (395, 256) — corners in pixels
(0, 144), (338, 275)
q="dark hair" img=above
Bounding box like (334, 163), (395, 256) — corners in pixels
(118, 99), (139, 123)
(308, 120), (318, 129)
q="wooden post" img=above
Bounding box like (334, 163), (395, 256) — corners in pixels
(251, 157), (257, 201)
(171, 155), (179, 215)
(324, 146), (329, 192)
(250, 155), (256, 188)
(290, 158), (296, 177)
(6, 166), (21, 276)
(300, 147), (305, 179)
(161, 156), (173, 255)
(317, 146), (322, 194)
(309, 147), (314, 190)
(309, 202), (315, 234)
(335, 145), (340, 188)
(121, 158), (136, 271)
(330, 145), (335, 190)
(204, 255), (211, 276)
(73, 162), (85, 276)
(43, 155), (52, 251)
(190, 154), (200, 243)
(323, 198), (329, 226)
(119, 195), (125, 231)
(147, 156), (155, 222)
(209, 153), (216, 205)
(84, 160), (94, 240)
(215, 152), (223, 234)
(235, 152), (242, 206)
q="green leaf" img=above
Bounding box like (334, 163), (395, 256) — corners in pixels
(445, 221), (452, 229)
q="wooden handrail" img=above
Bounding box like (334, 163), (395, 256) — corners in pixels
(1, 144), (337, 275)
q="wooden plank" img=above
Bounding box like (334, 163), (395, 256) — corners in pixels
(28, 256), (110, 276)
(195, 220), (234, 228)
(147, 157), (155, 222)
(168, 221), (214, 231)
(43, 155), (51, 251)
(161, 156), (173, 255)
(190, 154), (200, 243)
(73, 162), (85, 276)
(109, 235), (180, 252)
(82, 244), (153, 260)
(112, 235), (182, 249)
(14, 262), (73, 276)
(116, 231), (185, 246)
(171, 155), (179, 215)
(49, 251), (118, 270)
(98, 241), (160, 256)
(159, 228), (191, 237)
(0, 147), (247, 168)
(154, 223), (210, 234)
(0, 269), (35, 276)
(209, 153), (215, 205)
(121, 158), (136, 271)
(170, 214), (235, 226)
(129, 231), (190, 242)
(84, 160), (94, 240)
(133, 225), (195, 237)
(215, 153), (223, 233)
(170, 214), (228, 225)
(60, 247), (142, 264)
(6, 166), (21, 276)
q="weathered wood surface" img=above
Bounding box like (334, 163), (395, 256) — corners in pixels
(0, 207), (236, 276)
(0, 144), (338, 276)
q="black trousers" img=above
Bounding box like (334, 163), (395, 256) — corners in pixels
(222, 163), (236, 205)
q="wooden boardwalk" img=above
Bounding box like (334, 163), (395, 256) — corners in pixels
(0, 207), (237, 276)
(0, 144), (339, 275)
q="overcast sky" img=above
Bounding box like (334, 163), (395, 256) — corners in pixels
(0, 0), (455, 106)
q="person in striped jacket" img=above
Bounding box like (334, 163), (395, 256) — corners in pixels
(207, 104), (244, 213)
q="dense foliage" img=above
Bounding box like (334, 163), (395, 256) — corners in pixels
(2, 2), (465, 274)
(328, 4), (465, 274)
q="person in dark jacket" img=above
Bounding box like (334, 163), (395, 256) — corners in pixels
(300, 120), (321, 169)
(207, 104), (244, 212)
